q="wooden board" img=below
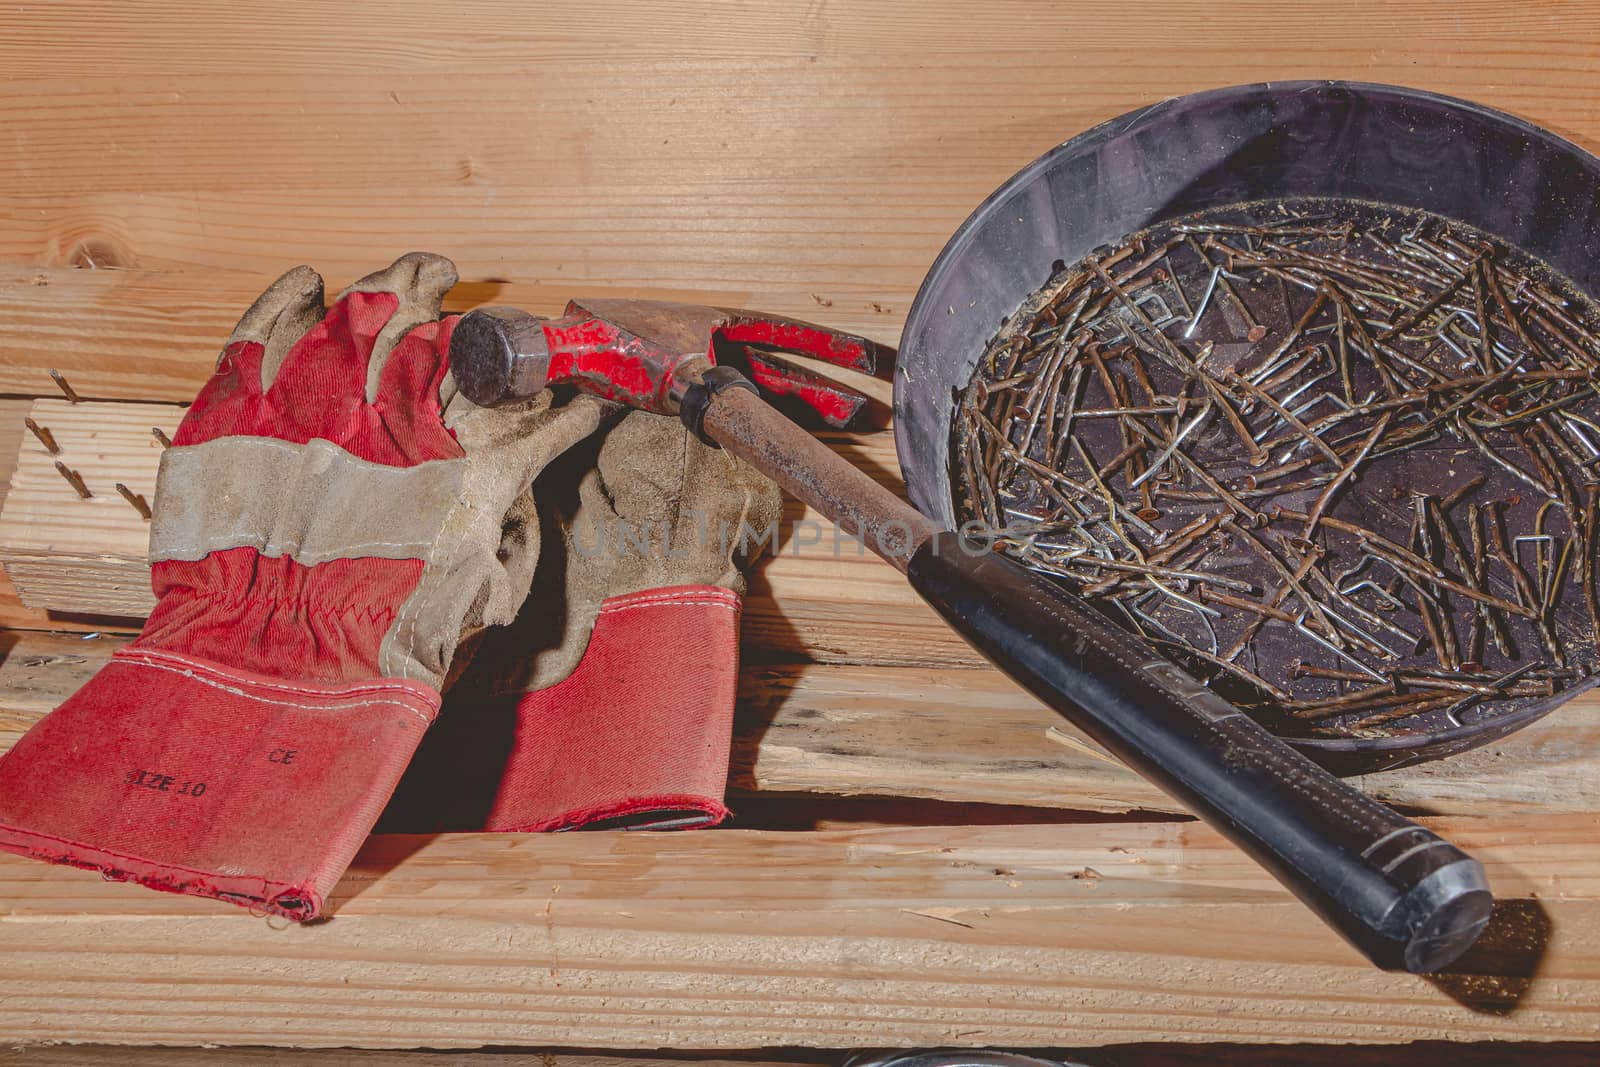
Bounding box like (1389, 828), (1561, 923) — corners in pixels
(0, 400), (47, 631)
(736, 660), (1600, 818)
(8, 1046), (1600, 1067)
(0, 398), (166, 604)
(0, 398), (115, 632)
(0, 1054), (815, 1067)
(9, 1047), (1600, 1067)
(0, 399), (982, 666)
(2, 628), (1595, 819)
(0, 264), (899, 405)
(4, 4), (1600, 387)
(1, 817), (1596, 1049)
(2, 5), (1600, 408)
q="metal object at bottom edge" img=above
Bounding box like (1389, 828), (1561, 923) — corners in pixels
(843, 1051), (1086, 1067)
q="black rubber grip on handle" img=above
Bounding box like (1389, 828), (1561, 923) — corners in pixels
(907, 535), (1493, 973)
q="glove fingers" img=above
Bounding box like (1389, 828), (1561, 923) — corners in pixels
(594, 410), (782, 586)
(376, 391), (615, 687)
(491, 411), (782, 694)
(228, 265), (325, 392)
(331, 252), (459, 404)
(590, 409), (688, 528)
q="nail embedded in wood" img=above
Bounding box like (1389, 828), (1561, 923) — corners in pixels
(24, 417), (59, 454)
(49, 369), (82, 403)
(114, 482), (152, 520)
(152, 427), (173, 449)
(54, 460), (91, 499)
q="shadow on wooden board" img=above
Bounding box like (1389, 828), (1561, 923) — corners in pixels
(1426, 896), (1553, 1015)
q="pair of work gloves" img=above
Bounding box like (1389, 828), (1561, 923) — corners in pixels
(0, 254), (781, 918)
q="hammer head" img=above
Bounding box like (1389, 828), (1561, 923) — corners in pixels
(450, 299), (887, 429)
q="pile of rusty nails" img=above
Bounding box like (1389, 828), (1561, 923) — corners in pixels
(956, 202), (1600, 738)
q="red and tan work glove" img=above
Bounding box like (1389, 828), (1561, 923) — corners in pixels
(0, 253), (608, 918)
(383, 403), (782, 832)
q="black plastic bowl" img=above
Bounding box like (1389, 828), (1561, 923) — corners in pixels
(895, 81), (1600, 773)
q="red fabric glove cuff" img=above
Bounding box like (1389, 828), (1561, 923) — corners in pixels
(491, 585), (742, 832)
(383, 585), (742, 834)
(0, 647), (437, 918)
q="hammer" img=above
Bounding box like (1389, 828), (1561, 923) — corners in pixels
(451, 299), (1493, 973)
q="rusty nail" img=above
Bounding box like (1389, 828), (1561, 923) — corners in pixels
(114, 482), (152, 520)
(49, 369), (82, 403)
(54, 460), (91, 499)
(24, 417), (59, 454)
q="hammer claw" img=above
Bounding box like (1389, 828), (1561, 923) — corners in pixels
(741, 347), (875, 429)
(715, 313), (882, 376)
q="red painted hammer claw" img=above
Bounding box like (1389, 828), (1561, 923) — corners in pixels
(711, 309), (889, 429)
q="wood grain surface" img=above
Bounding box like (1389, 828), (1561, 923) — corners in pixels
(0, 400), (59, 631)
(0, 628), (1595, 820)
(0, 1053), (818, 1067)
(7, 1045), (1600, 1067)
(4, 4), (1600, 404)
(1, 816), (1596, 1049)
(7, 0), (1600, 1054)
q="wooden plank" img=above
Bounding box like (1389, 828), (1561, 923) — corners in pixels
(3, 7), (1600, 406)
(0, 817), (1596, 1048)
(2, 628), (1596, 819)
(5, 1046), (1600, 1067)
(0, 399), (980, 665)
(0, 1050), (822, 1067)
(0, 400), (52, 630)
(3, 4), (1600, 293)
(736, 660), (1600, 819)
(0, 264), (897, 404)
(0, 397), (132, 632)
(0, 400), (164, 578)
(8, 1), (1599, 80)
(0, 630), (111, 746)
(0, 399), (27, 502)
(0, 399), (170, 630)
(4, 1055), (801, 1067)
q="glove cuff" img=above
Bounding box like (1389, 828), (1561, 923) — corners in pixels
(0, 647), (438, 919)
(491, 585), (742, 832)
(385, 585), (742, 833)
